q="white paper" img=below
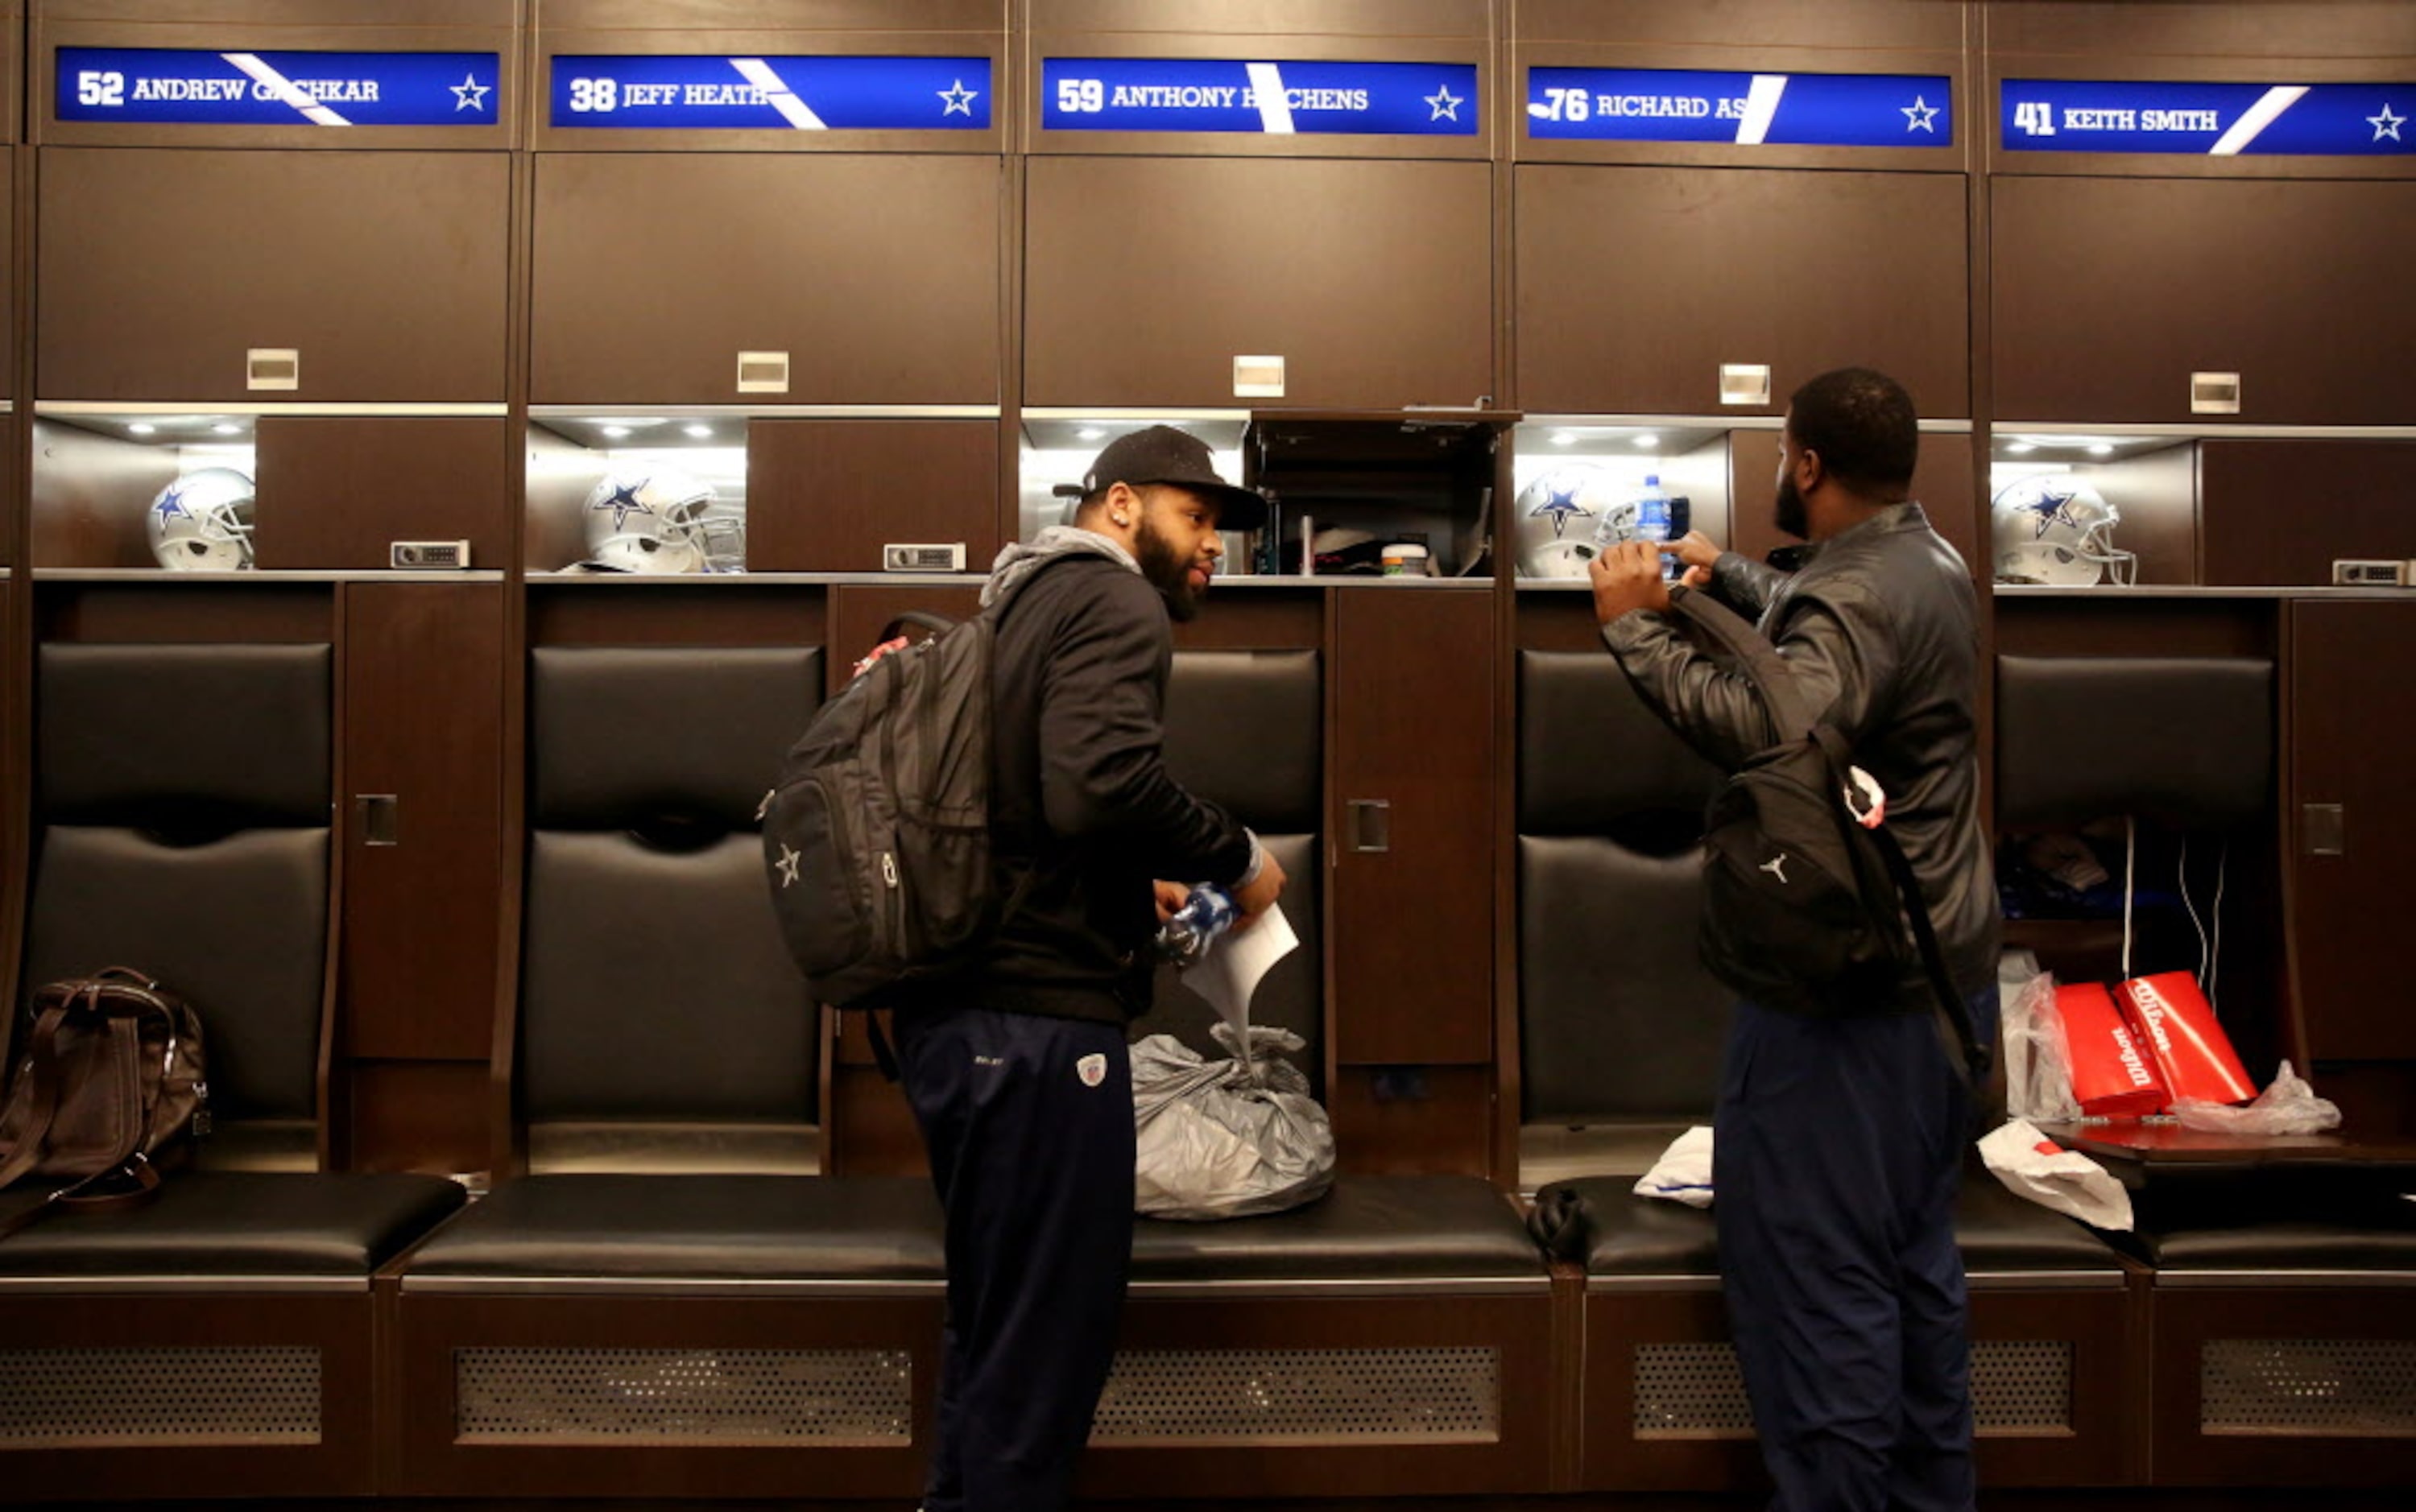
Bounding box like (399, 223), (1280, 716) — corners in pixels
(1185, 903), (1299, 1039)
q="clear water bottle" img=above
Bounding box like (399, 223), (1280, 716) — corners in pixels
(1632, 473), (1676, 580)
(1156, 883), (1238, 967)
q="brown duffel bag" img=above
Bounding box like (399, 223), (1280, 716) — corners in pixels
(0, 967), (210, 1240)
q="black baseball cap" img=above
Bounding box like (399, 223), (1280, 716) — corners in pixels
(1071, 424), (1268, 532)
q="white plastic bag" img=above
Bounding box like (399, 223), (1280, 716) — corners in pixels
(1132, 1024), (1334, 1221)
(2172, 1060), (2343, 1135)
(2001, 967), (2084, 1123)
(1633, 1126), (1715, 1208)
(1978, 1117), (2133, 1231)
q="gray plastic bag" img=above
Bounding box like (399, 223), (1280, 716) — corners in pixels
(1132, 1023), (1334, 1221)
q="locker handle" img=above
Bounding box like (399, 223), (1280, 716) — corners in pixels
(1347, 799), (1391, 853)
(357, 795), (400, 848)
(2304, 802), (2345, 857)
(1719, 363), (1771, 406)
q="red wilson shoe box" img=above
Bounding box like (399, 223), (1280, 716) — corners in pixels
(2056, 982), (2170, 1117)
(2116, 972), (2257, 1107)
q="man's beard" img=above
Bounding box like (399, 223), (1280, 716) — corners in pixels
(1773, 473), (1810, 540)
(1135, 514), (1206, 622)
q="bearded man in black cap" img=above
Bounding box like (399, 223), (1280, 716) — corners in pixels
(887, 425), (1287, 1512)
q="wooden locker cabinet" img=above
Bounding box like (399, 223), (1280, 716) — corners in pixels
(2290, 599), (2416, 1061)
(339, 582), (504, 1066)
(747, 419), (1001, 573)
(1994, 177), (2416, 426)
(531, 154), (1003, 406)
(254, 416), (511, 572)
(1516, 164), (1969, 418)
(0, 152), (13, 404)
(1331, 586), (1495, 1065)
(1025, 156), (1494, 411)
(37, 149), (509, 403)
(2201, 440), (2416, 589)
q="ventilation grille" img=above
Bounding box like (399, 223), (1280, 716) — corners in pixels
(455, 1348), (911, 1445)
(1634, 1341), (2073, 1438)
(1634, 1342), (1752, 1437)
(2203, 1339), (2416, 1436)
(1090, 1348), (1498, 1445)
(1973, 1341), (2074, 1434)
(0, 1347), (319, 1448)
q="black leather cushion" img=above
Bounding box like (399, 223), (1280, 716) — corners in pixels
(1518, 835), (1729, 1122)
(24, 826), (329, 1120)
(0, 1172), (464, 1277)
(1130, 1176), (1545, 1284)
(1541, 1172), (2122, 1276)
(1163, 651), (1321, 834)
(2132, 1180), (2416, 1270)
(1129, 834), (1321, 1081)
(530, 647), (823, 832)
(1996, 655), (2273, 828)
(1955, 1171), (2132, 1271)
(38, 642), (333, 828)
(399, 1175), (945, 1281)
(522, 832), (815, 1122)
(1519, 651), (1719, 837)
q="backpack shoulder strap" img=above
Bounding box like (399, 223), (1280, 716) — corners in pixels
(1665, 585), (1820, 739)
(1870, 823), (1988, 1088)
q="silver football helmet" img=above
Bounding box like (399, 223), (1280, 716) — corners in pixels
(147, 468), (257, 572)
(1514, 464), (1634, 579)
(582, 468), (743, 574)
(1991, 474), (2135, 586)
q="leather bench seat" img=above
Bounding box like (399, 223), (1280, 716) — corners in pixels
(1129, 1175), (1549, 1290)
(395, 1174), (945, 1287)
(398, 1175), (1546, 1292)
(1543, 1171), (2124, 1279)
(2133, 1190), (2416, 1272)
(0, 1172), (464, 1279)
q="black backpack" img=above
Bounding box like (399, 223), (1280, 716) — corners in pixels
(1668, 586), (1984, 1084)
(761, 609), (1011, 1011)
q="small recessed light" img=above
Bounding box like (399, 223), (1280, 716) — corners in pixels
(1077, 428), (1106, 442)
(683, 424), (713, 440)
(210, 423), (241, 436)
(2005, 442), (2035, 456)
(1550, 431), (1577, 447)
(1632, 434), (1660, 450)
(128, 422), (156, 436)
(602, 425), (631, 440)
(2087, 444), (2114, 457)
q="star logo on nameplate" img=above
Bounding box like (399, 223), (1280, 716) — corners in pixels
(776, 844), (801, 889)
(938, 79), (978, 117)
(1902, 95), (1940, 133)
(451, 73), (491, 113)
(2371, 103), (2406, 143)
(1425, 83), (1463, 122)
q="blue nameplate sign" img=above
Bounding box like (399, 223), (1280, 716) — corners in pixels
(58, 48), (499, 126)
(1527, 68), (1951, 147)
(550, 56), (991, 130)
(2003, 80), (2412, 156)
(1041, 59), (1476, 135)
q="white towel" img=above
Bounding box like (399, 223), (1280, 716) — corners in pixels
(1633, 1126), (1715, 1208)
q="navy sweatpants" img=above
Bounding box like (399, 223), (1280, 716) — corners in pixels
(1715, 989), (2000, 1512)
(893, 1005), (1136, 1512)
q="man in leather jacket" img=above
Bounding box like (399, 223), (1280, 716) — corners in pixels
(1591, 368), (2000, 1512)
